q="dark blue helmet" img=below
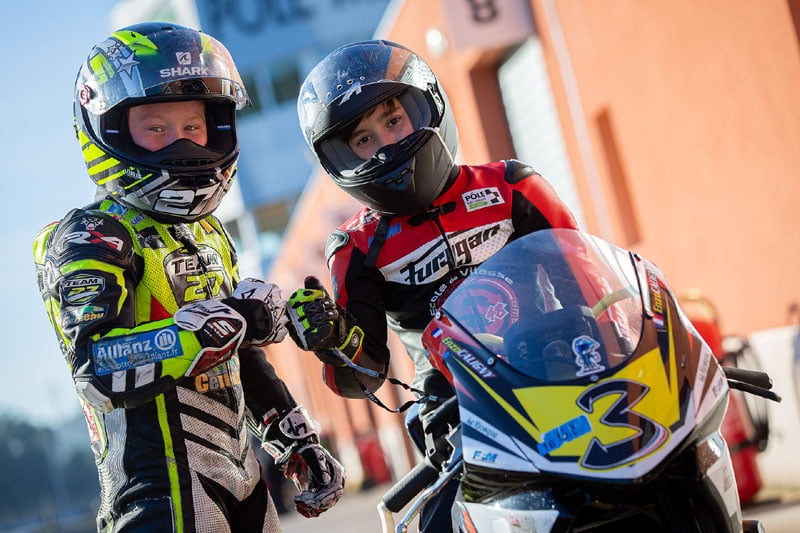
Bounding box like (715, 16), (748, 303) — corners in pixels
(297, 40), (459, 216)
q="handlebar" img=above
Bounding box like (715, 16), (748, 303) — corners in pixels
(381, 459), (441, 513)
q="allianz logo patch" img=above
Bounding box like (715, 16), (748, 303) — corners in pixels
(462, 187), (504, 212)
(92, 326), (182, 375)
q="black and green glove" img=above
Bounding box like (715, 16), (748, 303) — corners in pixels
(286, 276), (364, 366)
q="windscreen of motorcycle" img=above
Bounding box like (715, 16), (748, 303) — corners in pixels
(440, 228), (643, 382)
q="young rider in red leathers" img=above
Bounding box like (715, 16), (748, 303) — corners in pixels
(286, 40), (579, 531)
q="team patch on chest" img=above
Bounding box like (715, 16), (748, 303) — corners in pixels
(164, 245), (230, 305)
(382, 220), (513, 285)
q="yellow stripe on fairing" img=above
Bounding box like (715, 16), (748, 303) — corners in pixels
(452, 358), (543, 439)
(455, 327), (681, 462)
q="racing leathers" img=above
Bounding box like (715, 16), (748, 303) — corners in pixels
(321, 160), (579, 398)
(33, 198), (295, 532)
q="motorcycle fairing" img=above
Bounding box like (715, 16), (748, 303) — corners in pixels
(461, 405), (542, 473)
(424, 229), (729, 482)
(441, 296), (727, 481)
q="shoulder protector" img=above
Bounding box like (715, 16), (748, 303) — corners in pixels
(49, 208), (134, 268)
(325, 230), (350, 262)
(503, 159), (538, 185)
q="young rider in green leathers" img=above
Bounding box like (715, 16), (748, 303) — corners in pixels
(33, 23), (343, 532)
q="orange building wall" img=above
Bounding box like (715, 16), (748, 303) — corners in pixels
(264, 0), (800, 482)
(382, 0), (800, 335)
(534, 0), (800, 335)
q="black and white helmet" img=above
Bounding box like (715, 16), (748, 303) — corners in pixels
(297, 40), (459, 216)
(74, 22), (250, 223)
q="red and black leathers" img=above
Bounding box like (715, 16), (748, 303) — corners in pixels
(322, 160), (579, 398)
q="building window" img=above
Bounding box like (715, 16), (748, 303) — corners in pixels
(270, 61), (302, 105)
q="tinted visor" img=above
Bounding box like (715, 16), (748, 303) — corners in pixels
(316, 87), (436, 183)
(298, 40), (440, 148)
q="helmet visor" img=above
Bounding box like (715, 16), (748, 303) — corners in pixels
(315, 88), (437, 183)
(298, 40), (441, 149)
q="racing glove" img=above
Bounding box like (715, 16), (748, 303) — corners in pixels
(261, 406), (345, 517)
(419, 371), (459, 467)
(223, 278), (288, 346)
(172, 299), (249, 377)
(286, 276), (364, 367)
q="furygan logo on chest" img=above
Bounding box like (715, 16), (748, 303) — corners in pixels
(394, 221), (512, 285)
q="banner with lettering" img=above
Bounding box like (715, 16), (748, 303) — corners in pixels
(441, 0), (534, 52)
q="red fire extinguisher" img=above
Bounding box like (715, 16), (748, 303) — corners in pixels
(679, 290), (767, 506)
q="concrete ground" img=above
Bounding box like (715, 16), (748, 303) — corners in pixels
(277, 483), (800, 533)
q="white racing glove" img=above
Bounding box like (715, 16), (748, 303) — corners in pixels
(261, 406), (345, 517)
(226, 277), (288, 345)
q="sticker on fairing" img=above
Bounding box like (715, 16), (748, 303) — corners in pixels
(573, 335), (606, 376)
(92, 326), (182, 375)
(537, 414), (592, 455)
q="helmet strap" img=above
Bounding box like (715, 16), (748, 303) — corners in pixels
(364, 214), (394, 268)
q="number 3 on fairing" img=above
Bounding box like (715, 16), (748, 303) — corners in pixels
(577, 379), (668, 470)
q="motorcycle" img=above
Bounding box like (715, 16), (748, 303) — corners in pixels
(365, 229), (779, 533)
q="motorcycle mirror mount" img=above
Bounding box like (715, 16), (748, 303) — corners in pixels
(723, 366), (782, 402)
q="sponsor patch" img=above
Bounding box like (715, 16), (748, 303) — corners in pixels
(107, 203), (128, 217)
(442, 337), (496, 378)
(62, 304), (109, 326)
(537, 414), (592, 455)
(462, 187), (504, 212)
(92, 326), (181, 375)
(62, 274), (106, 305)
(63, 229), (124, 252)
(81, 217), (104, 231)
(136, 226), (166, 249)
(194, 365), (241, 393)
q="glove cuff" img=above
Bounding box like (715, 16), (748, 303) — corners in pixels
(222, 297), (273, 345)
(261, 406), (321, 465)
(327, 325), (364, 366)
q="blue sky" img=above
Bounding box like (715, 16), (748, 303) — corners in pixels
(1, 2), (118, 426)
